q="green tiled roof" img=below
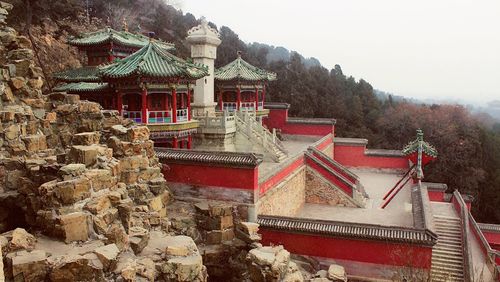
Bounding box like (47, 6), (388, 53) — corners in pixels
(99, 41), (208, 80)
(402, 129), (438, 158)
(69, 27), (175, 50)
(54, 82), (109, 93)
(52, 66), (101, 82)
(215, 54), (277, 82)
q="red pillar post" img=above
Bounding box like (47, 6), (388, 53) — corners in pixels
(255, 87), (259, 110)
(237, 86), (241, 110)
(172, 137), (178, 148)
(180, 92), (185, 109)
(262, 85), (266, 106)
(171, 87), (177, 123)
(141, 87), (147, 124)
(187, 135), (192, 149)
(116, 91), (123, 115)
(108, 42), (115, 63)
(187, 88), (192, 121)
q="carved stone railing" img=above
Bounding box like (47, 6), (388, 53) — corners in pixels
(235, 110), (287, 162)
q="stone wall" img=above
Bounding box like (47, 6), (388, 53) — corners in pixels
(257, 167), (306, 217)
(305, 169), (357, 207)
(321, 143), (334, 159)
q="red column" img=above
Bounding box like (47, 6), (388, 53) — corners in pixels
(262, 85), (266, 106)
(219, 90), (223, 111)
(164, 93), (169, 111)
(172, 136), (178, 148)
(187, 135), (192, 149)
(171, 87), (177, 123)
(187, 88), (192, 121)
(117, 91), (123, 115)
(237, 87), (241, 110)
(141, 87), (147, 124)
(108, 42), (115, 63)
(180, 92), (185, 108)
(255, 88), (259, 110)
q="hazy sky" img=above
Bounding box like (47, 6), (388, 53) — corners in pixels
(180, 0), (500, 104)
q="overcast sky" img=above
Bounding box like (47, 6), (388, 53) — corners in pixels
(181, 0), (500, 104)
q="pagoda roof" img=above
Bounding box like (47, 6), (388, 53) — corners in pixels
(99, 41), (208, 81)
(402, 129), (438, 158)
(215, 54), (277, 83)
(52, 66), (101, 82)
(68, 27), (175, 50)
(53, 82), (110, 93)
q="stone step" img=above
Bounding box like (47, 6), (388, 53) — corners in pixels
(430, 270), (464, 281)
(435, 228), (462, 234)
(432, 255), (464, 264)
(433, 248), (463, 256)
(434, 215), (461, 220)
(434, 221), (461, 227)
(431, 260), (463, 272)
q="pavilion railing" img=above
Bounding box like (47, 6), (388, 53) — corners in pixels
(240, 102), (255, 111)
(176, 109), (188, 122)
(148, 110), (172, 124)
(222, 102), (237, 112)
(123, 111), (142, 123)
(257, 101), (264, 110)
(235, 110), (287, 162)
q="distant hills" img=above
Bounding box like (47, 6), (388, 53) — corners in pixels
(247, 42), (322, 68)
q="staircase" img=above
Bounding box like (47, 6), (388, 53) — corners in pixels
(234, 111), (287, 162)
(431, 215), (464, 281)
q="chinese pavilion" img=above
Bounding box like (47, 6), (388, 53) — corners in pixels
(53, 26), (175, 109)
(53, 27), (208, 149)
(99, 41), (208, 148)
(214, 52), (276, 122)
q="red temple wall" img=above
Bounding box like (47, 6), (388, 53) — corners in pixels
(260, 229), (432, 269)
(305, 157), (353, 196)
(280, 123), (333, 136)
(263, 108), (333, 136)
(334, 144), (408, 169)
(259, 156), (305, 195)
(481, 231), (500, 252)
(428, 191), (446, 202)
(263, 108), (288, 131)
(163, 163), (257, 190)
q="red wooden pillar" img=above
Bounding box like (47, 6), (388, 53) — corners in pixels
(237, 87), (241, 110)
(180, 92), (185, 108)
(187, 135), (192, 149)
(141, 87), (147, 124)
(108, 42), (115, 63)
(171, 87), (177, 123)
(164, 93), (169, 111)
(255, 88), (259, 110)
(172, 136), (178, 148)
(262, 85), (266, 106)
(219, 90), (223, 111)
(187, 88), (192, 121)
(116, 91), (123, 115)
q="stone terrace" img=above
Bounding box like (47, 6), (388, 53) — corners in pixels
(297, 169), (414, 227)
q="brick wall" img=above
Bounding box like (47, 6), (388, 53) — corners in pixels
(305, 169), (357, 207)
(257, 167), (306, 217)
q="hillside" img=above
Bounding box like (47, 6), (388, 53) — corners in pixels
(5, 0), (500, 224)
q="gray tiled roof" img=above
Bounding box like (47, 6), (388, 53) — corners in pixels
(258, 215), (437, 245)
(155, 148), (263, 167)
